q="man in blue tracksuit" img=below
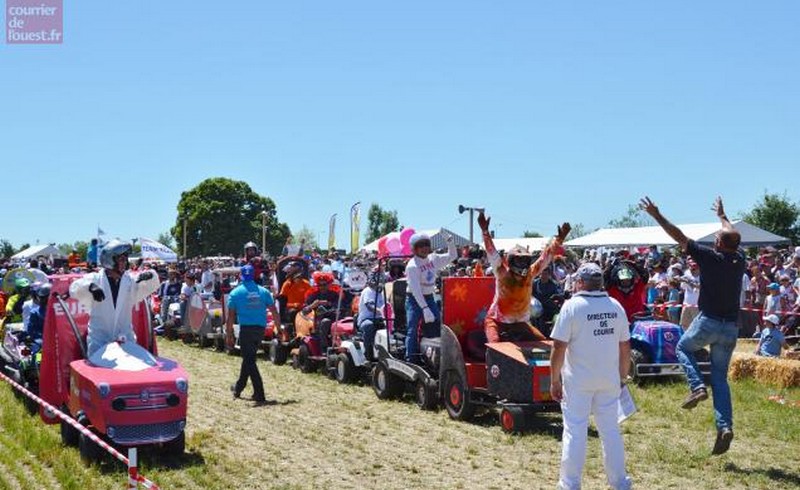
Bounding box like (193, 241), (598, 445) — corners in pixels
(226, 265), (281, 405)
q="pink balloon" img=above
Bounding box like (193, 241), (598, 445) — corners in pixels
(386, 235), (402, 255)
(400, 228), (415, 246)
(378, 236), (388, 256)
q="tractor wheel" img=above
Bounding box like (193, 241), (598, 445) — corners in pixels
(271, 341), (288, 366)
(164, 320), (178, 341)
(22, 381), (38, 415)
(414, 378), (438, 411)
(78, 428), (103, 464)
(335, 353), (354, 384)
(630, 348), (650, 384)
(372, 362), (403, 400)
(298, 344), (314, 373)
(162, 430), (185, 456)
(60, 406), (79, 447)
(443, 371), (475, 421)
(214, 336), (226, 352)
(198, 334), (211, 349)
(499, 406), (526, 434)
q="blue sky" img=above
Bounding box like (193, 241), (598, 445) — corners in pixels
(1, 1), (798, 250)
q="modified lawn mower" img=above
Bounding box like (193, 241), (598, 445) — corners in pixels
(1, 322), (42, 414)
(39, 275), (189, 463)
(628, 314), (711, 383)
(438, 277), (560, 433)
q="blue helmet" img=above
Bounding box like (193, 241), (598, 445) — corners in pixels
(240, 264), (255, 281)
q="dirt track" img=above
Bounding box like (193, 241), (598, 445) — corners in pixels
(1, 339), (799, 489)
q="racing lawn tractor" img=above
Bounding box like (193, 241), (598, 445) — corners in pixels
(439, 277), (560, 433)
(371, 278), (441, 410)
(39, 275), (189, 463)
(629, 314), (711, 383)
(269, 256), (310, 365)
(1, 322), (42, 415)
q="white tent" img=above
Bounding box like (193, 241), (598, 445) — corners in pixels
(565, 220), (790, 248)
(11, 244), (66, 261)
(482, 237), (551, 252)
(361, 227), (471, 252)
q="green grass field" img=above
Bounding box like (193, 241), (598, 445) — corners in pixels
(0, 340), (798, 489)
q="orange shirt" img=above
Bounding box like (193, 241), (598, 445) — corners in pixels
(280, 278), (312, 309)
(484, 234), (561, 323)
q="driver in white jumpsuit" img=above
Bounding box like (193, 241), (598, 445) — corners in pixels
(549, 262), (632, 490)
(70, 240), (161, 358)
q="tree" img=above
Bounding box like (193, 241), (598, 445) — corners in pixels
(0, 239), (15, 259)
(292, 226), (319, 250)
(157, 231), (176, 250)
(171, 177), (291, 257)
(366, 203), (401, 243)
(741, 192), (800, 244)
(608, 205), (653, 228)
(566, 223), (590, 241)
(522, 230), (542, 238)
(57, 241), (89, 259)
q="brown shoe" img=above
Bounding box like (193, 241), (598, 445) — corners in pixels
(681, 388), (708, 410)
(712, 428), (734, 455)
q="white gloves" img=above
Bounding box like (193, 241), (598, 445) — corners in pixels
(423, 307), (436, 324)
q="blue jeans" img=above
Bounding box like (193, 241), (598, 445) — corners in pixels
(405, 295), (440, 362)
(358, 318), (384, 361)
(676, 313), (738, 430)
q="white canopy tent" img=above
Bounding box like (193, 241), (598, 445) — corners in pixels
(11, 244), (66, 261)
(482, 237), (552, 252)
(565, 220), (790, 248)
(361, 227), (471, 252)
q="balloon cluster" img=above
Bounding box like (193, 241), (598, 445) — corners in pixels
(377, 228), (415, 258)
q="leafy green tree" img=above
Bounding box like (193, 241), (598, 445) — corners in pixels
(366, 203), (401, 243)
(156, 231), (176, 250)
(566, 223), (590, 241)
(608, 205), (653, 228)
(0, 239), (15, 259)
(522, 230), (542, 238)
(171, 178), (291, 257)
(292, 226), (319, 250)
(57, 241), (89, 259)
(741, 192), (800, 244)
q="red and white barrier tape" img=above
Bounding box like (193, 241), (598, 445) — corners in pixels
(0, 371), (160, 490)
(645, 302), (800, 316)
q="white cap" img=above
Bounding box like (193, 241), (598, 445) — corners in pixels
(762, 314), (780, 326)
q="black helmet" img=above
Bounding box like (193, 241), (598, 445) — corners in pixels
(100, 239), (133, 271)
(36, 284), (51, 299)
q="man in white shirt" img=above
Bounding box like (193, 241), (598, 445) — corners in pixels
(679, 259), (701, 329)
(550, 262), (632, 490)
(404, 232), (456, 363)
(200, 261), (215, 294)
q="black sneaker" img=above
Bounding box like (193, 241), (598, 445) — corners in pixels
(230, 384), (241, 399)
(681, 388), (708, 410)
(712, 428), (734, 455)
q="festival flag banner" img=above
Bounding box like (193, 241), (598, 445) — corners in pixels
(328, 214), (337, 250)
(350, 203), (360, 253)
(139, 237), (178, 263)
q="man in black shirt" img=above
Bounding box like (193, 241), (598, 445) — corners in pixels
(641, 196), (745, 456)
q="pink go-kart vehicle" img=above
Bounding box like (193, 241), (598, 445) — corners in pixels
(39, 275), (189, 463)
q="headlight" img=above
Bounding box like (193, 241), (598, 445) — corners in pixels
(98, 382), (111, 398)
(166, 394), (180, 407)
(107, 426), (116, 439)
(175, 378), (188, 393)
(112, 398), (126, 411)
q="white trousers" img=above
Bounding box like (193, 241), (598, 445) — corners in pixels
(557, 384), (631, 490)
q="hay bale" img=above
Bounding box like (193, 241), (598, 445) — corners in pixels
(730, 354), (758, 381)
(730, 353), (800, 388)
